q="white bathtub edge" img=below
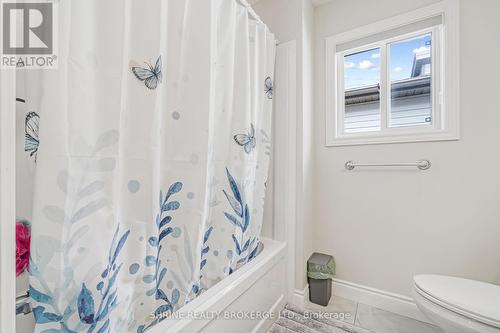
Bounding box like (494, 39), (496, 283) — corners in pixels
(251, 294), (286, 333)
(148, 238), (286, 333)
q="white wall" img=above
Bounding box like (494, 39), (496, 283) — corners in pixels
(258, 0), (301, 241)
(313, 0), (500, 297)
(252, 0), (315, 291)
(299, 0), (315, 291)
(253, 0), (300, 289)
(0, 58), (17, 333)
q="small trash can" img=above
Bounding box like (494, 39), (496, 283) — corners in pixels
(307, 252), (336, 306)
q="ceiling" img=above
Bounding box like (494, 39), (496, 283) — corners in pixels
(310, 0), (334, 6)
(247, 0), (334, 6)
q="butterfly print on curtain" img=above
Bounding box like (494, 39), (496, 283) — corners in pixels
(25, 111), (40, 161)
(233, 123), (256, 154)
(131, 56), (163, 90)
(264, 76), (273, 99)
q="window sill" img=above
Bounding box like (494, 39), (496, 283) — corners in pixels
(325, 129), (459, 147)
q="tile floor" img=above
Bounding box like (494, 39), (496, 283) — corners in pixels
(303, 296), (444, 333)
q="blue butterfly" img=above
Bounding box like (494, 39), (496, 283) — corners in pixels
(234, 124), (256, 154)
(131, 56), (162, 90)
(25, 111), (40, 160)
(264, 76), (273, 99)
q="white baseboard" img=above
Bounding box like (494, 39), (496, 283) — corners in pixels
(332, 278), (430, 323)
(292, 279), (429, 324)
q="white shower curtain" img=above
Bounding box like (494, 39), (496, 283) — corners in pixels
(27, 0), (275, 332)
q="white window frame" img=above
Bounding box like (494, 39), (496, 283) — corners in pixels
(325, 0), (459, 146)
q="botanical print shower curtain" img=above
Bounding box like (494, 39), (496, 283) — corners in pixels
(27, 0), (275, 332)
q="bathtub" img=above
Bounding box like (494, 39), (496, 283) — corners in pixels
(15, 238), (286, 333)
(149, 238), (287, 333)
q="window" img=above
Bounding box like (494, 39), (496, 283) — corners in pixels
(388, 34), (432, 128)
(343, 48), (382, 133)
(325, 1), (459, 146)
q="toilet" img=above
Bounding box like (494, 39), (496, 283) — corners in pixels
(413, 275), (500, 333)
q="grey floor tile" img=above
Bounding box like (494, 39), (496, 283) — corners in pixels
(354, 303), (444, 333)
(304, 295), (357, 325)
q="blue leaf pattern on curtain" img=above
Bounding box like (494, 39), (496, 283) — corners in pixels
(223, 169), (259, 274)
(137, 183), (183, 333)
(30, 225), (130, 332)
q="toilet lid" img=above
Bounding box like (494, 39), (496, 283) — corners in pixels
(414, 275), (500, 328)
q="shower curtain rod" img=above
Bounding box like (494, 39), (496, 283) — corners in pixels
(237, 0), (280, 45)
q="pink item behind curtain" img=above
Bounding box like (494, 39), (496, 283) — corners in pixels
(16, 220), (31, 277)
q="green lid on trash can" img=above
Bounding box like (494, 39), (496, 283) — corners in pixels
(307, 252), (336, 280)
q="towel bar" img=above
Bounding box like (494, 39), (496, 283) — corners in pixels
(16, 291), (31, 315)
(345, 159), (431, 170)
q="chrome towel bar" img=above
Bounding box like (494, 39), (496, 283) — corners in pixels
(345, 159), (431, 171)
(16, 291), (32, 315)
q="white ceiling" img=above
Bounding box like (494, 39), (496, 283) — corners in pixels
(247, 0), (334, 7)
(311, 0), (334, 6)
